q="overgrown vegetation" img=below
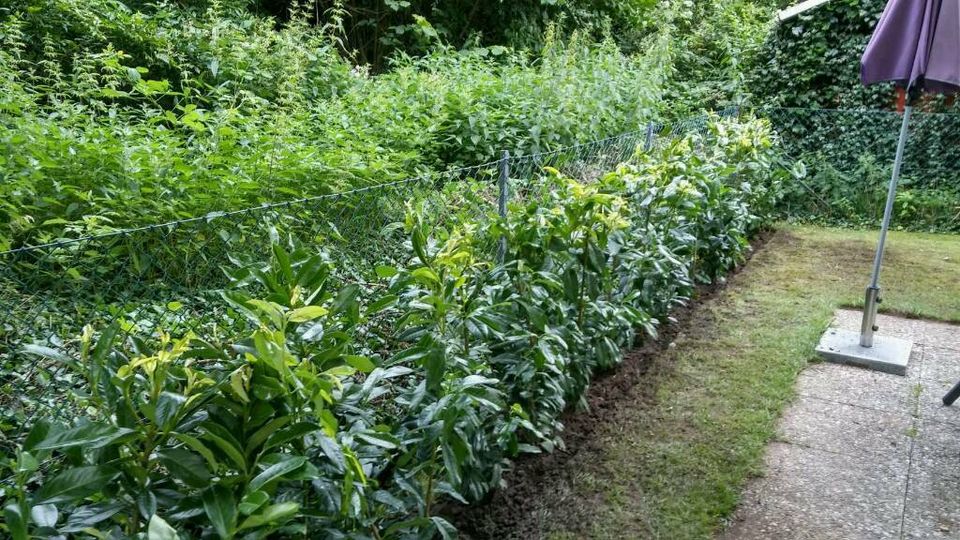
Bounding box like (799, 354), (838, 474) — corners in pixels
(0, 0), (792, 249)
(252, 0), (663, 68)
(0, 119), (786, 538)
(7, 0), (953, 537)
(664, 0), (776, 115)
(0, 0), (669, 249)
(769, 109), (960, 233)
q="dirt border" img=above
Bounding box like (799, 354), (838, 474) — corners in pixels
(444, 230), (775, 539)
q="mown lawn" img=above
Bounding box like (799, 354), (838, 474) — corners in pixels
(482, 225), (960, 539)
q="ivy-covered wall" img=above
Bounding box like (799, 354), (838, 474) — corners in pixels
(750, 0), (960, 232)
(749, 0), (893, 109)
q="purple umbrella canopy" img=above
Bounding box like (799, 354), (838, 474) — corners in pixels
(861, 0), (960, 93)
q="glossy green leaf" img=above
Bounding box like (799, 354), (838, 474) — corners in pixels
(332, 284), (361, 321)
(238, 491), (269, 516)
(16, 451), (39, 474)
(33, 423), (134, 451)
(316, 434), (346, 471)
(246, 415), (292, 456)
(22, 344), (73, 365)
(288, 305), (329, 323)
(237, 502), (299, 531)
(355, 431), (399, 450)
(202, 485), (237, 540)
(412, 227), (429, 265)
(155, 392), (187, 428)
(375, 265), (398, 278)
(59, 503), (124, 533)
(4, 503), (28, 540)
(174, 434), (221, 472)
(344, 355), (376, 373)
(410, 267), (440, 286)
(147, 514), (179, 540)
(35, 466), (119, 504)
(202, 424), (247, 472)
(263, 422), (319, 452)
(367, 294), (397, 314)
(431, 516), (457, 540)
(137, 491), (158, 521)
(158, 448), (211, 488)
(22, 421), (51, 452)
(247, 456), (306, 492)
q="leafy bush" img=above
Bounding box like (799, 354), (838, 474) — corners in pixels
(664, 0), (779, 115)
(379, 32), (665, 166)
(0, 118), (785, 539)
(0, 0), (665, 249)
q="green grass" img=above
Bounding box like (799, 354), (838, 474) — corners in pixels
(541, 224), (960, 539)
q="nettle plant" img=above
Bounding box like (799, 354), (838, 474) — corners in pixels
(1, 118), (785, 539)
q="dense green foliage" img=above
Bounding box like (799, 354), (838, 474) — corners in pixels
(749, 0), (889, 109)
(746, 1), (960, 232)
(0, 0), (669, 250)
(1, 119), (786, 539)
(748, 0), (957, 110)
(772, 109), (960, 232)
(0, 0), (796, 253)
(253, 0), (662, 68)
(0, 0), (882, 536)
(665, 0), (777, 115)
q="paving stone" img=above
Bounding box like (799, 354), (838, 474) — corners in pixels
(920, 346), (960, 388)
(918, 347), (960, 427)
(920, 322), (960, 352)
(797, 360), (921, 414)
(902, 421), (960, 539)
(722, 442), (907, 540)
(777, 395), (914, 460)
(725, 312), (960, 540)
(917, 386), (960, 428)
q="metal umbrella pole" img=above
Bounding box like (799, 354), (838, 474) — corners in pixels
(816, 103), (915, 375)
(859, 105), (913, 347)
(819, 0), (958, 375)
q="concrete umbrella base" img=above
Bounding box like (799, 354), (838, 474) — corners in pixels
(816, 327), (913, 376)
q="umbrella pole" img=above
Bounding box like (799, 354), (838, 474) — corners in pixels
(860, 105), (913, 348)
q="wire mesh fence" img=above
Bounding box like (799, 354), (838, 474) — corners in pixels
(761, 107), (960, 228)
(0, 108), (736, 464)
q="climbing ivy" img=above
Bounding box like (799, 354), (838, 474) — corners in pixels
(749, 0), (893, 109)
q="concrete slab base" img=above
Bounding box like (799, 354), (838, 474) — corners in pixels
(816, 327), (912, 376)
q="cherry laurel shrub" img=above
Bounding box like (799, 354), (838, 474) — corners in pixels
(0, 118), (785, 539)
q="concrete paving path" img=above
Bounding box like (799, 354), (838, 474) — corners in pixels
(723, 309), (960, 540)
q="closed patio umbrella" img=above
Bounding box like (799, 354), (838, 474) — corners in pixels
(817, 0), (960, 374)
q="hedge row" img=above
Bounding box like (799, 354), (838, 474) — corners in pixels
(1, 118), (785, 539)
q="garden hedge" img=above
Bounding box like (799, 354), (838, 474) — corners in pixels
(1, 118), (785, 539)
